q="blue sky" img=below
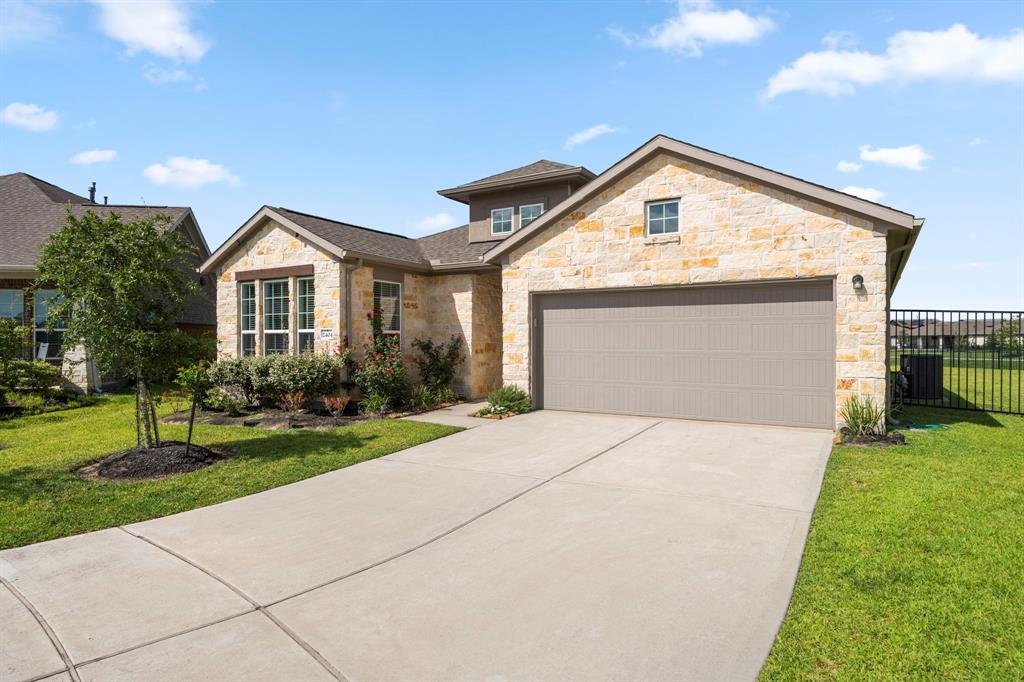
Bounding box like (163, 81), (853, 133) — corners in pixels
(2, 0), (1022, 309)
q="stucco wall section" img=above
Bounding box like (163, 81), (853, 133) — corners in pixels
(215, 219), (342, 357)
(501, 153), (890, 427)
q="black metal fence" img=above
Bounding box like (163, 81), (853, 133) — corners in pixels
(889, 309), (1023, 415)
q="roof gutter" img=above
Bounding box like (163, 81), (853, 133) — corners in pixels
(889, 218), (925, 292)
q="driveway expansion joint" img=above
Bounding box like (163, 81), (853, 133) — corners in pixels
(116, 526), (349, 682)
(264, 420), (664, 608)
(0, 575), (82, 682)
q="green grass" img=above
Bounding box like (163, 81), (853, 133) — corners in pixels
(0, 392), (460, 550)
(761, 407), (1024, 680)
(891, 351), (1023, 413)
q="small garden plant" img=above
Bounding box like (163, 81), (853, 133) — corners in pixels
(476, 384), (531, 418)
(411, 335), (464, 392)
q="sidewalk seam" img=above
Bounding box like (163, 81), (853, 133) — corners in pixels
(117, 527), (349, 682)
(0, 576), (82, 682)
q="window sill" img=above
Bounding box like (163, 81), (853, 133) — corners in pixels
(643, 233), (680, 245)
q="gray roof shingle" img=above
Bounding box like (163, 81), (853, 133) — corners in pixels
(453, 160), (579, 189)
(415, 224), (497, 265)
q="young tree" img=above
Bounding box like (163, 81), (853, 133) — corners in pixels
(36, 209), (202, 449)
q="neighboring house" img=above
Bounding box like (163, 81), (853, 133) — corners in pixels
(0, 172), (215, 391)
(201, 135), (924, 429)
(890, 318), (1023, 350)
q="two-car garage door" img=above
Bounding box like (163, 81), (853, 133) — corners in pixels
(534, 280), (835, 429)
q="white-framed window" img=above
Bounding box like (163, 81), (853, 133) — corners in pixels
(491, 207), (513, 235)
(33, 289), (67, 360)
(373, 280), (401, 335)
(519, 202), (544, 228)
(297, 276), (315, 353)
(262, 279), (290, 355)
(239, 281), (256, 356)
(646, 199), (680, 235)
(0, 289), (24, 321)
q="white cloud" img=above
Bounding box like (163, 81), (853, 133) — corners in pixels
(836, 160), (862, 173)
(0, 0), (59, 46)
(0, 102), (58, 132)
(142, 64), (191, 84)
(415, 212), (456, 233)
(70, 149), (118, 165)
(953, 261), (990, 270)
(859, 144), (931, 171)
(822, 30), (858, 50)
(143, 157), (241, 188)
(91, 0), (208, 61)
(969, 136), (986, 146)
(608, 1), (775, 57)
(564, 123), (618, 150)
(764, 24), (1024, 99)
(842, 185), (886, 202)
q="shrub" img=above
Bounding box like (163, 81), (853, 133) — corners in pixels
(208, 358), (257, 404)
(267, 353), (342, 400)
(839, 395), (885, 438)
(353, 334), (408, 407)
(0, 319), (30, 400)
(279, 391), (306, 414)
(434, 385), (458, 405)
(18, 361), (62, 395)
(205, 386), (247, 416)
(410, 336), (464, 391)
(410, 385), (435, 410)
(484, 384), (531, 415)
(324, 395), (351, 418)
(360, 391), (390, 417)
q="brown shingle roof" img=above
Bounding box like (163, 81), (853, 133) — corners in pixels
(437, 160), (596, 203)
(454, 160), (579, 188)
(415, 224), (497, 265)
(273, 207), (426, 266)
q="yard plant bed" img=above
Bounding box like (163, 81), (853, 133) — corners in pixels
(161, 400), (463, 430)
(77, 441), (229, 481)
(837, 430), (908, 447)
(761, 407), (1023, 679)
(0, 391), (460, 550)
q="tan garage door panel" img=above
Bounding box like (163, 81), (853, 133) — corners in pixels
(535, 281), (834, 428)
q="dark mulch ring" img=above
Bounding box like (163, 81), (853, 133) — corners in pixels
(76, 441), (232, 481)
(838, 429), (908, 447)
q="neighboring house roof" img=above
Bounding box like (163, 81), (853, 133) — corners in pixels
(201, 206), (500, 274)
(0, 172), (208, 270)
(483, 134), (922, 266)
(437, 160), (596, 204)
(890, 318), (1021, 336)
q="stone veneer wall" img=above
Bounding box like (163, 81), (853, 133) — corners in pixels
(501, 153), (890, 427)
(215, 217), (502, 399)
(215, 219), (342, 357)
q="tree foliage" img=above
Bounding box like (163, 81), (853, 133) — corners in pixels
(35, 209), (202, 448)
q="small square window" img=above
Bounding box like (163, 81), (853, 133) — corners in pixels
(491, 207), (513, 235)
(520, 203), (544, 228)
(646, 200), (679, 235)
(373, 280), (401, 335)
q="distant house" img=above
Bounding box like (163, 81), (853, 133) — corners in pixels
(0, 172), (215, 391)
(890, 318), (1023, 350)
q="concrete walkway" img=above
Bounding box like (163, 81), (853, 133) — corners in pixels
(1, 411), (833, 682)
(400, 400), (489, 429)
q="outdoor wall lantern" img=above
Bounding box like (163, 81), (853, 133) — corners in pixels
(852, 274), (865, 290)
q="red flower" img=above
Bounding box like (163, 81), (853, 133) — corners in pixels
(385, 368), (392, 374)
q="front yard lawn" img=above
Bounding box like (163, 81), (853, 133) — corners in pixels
(0, 392), (460, 550)
(761, 407), (1023, 679)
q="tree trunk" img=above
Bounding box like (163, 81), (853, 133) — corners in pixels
(147, 381), (161, 447)
(137, 374), (153, 448)
(185, 394), (197, 458)
(134, 388), (141, 448)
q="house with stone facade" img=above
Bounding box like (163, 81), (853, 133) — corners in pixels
(200, 135), (923, 429)
(0, 172), (215, 391)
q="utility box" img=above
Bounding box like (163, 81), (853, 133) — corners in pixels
(901, 354), (944, 400)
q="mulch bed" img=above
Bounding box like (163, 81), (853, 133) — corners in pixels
(76, 441), (231, 481)
(838, 430), (908, 447)
(161, 401), (463, 431)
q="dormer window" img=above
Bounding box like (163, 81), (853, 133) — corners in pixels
(491, 207), (513, 235)
(520, 203), (544, 228)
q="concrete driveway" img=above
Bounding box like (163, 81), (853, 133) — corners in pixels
(1, 411), (832, 682)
